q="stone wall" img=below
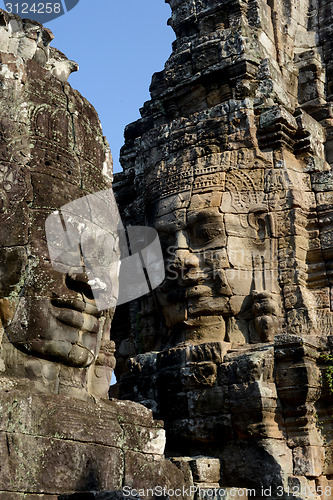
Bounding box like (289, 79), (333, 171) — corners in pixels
(0, 385), (186, 498)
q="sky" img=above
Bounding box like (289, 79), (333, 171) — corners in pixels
(45, 0), (175, 173)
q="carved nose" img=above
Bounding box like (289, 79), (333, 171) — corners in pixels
(184, 253), (199, 270)
(66, 269), (94, 300)
(171, 250), (200, 275)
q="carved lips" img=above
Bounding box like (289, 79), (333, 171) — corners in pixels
(51, 297), (102, 334)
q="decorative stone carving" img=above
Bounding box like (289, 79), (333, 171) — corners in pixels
(251, 290), (281, 343)
(0, 10), (188, 498)
(114, 0), (333, 348)
(113, 0), (333, 495)
(0, 9), (115, 399)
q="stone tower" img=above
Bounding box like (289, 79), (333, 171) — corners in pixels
(113, 0), (333, 495)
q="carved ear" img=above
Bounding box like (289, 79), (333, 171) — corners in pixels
(247, 212), (256, 230)
(0, 298), (17, 328)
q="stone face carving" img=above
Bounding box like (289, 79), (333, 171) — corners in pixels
(0, 10), (189, 497)
(115, 0), (333, 352)
(113, 0), (333, 494)
(252, 290), (281, 342)
(0, 10), (116, 398)
(148, 179), (285, 346)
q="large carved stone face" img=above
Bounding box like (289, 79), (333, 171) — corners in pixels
(0, 46), (117, 368)
(152, 190), (279, 345)
(148, 161), (301, 346)
(0, 165), (119, 368)
(152, 191), (228, 344)
(147, 141), (333, 347)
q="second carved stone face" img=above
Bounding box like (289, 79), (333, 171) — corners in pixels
(150, 181), (282, 346)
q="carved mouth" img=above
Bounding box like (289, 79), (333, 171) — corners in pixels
(51, 297), (101, 317)
(162, 267), (216, 289)
(51, 298), (102, 333)
(159, 276), (205, 296)
(186, 285), (214, 297)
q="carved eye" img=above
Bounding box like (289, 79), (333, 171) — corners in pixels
(189, 213), (225, 247)
(192, 224), (223, 244)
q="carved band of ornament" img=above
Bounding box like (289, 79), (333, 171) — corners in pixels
(148, 174), (267, 206)
(226, 191), (267, 211)
(225, 169), (264, 191)
(30, 139), (78, 170)
(143, 149), (286, 201)
(147, 164), (225, 199)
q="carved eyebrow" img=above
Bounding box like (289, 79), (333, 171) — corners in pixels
(187, 210), (223, 223)
(154, 219), (186, 233)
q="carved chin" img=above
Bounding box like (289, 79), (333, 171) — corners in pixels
(3, 297), (102, 367)
(167, 314), (227, 344)
(13, 339), (97, 368)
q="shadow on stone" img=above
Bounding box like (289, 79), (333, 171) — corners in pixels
(59, 492), (138, 500)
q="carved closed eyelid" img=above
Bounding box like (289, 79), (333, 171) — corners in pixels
(187, 213), (222, 227)
(155, 219), (187, 233)
(188, 220), (225, 236)
(190, 225), (224, 243)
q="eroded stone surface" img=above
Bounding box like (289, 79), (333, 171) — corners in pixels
(0, 10), (188, 498)
(113, 0), (333, 495)
(0, 8), (117, 399)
